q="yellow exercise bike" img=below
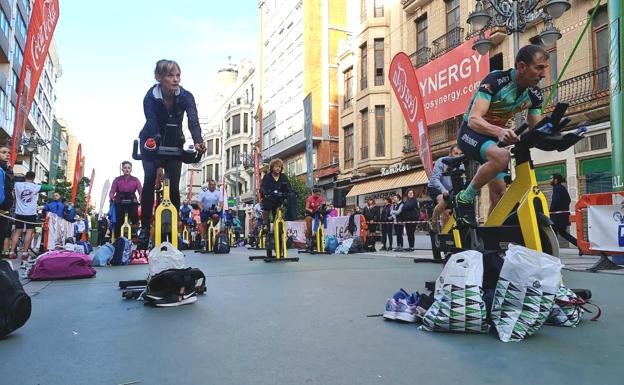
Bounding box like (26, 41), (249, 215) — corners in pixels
(429, 103), (587, 260)
(250, 193), (299, 263)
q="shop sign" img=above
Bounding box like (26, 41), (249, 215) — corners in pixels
(380, 163), (412, 176)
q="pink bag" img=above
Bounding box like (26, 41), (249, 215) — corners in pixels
(130, 249), (149, 265)
(29, 250), (96, 281)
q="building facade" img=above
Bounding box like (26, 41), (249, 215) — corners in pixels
(338, 0), (611, 220)
(0, 0), (61, 182)
(258, 0), (347, 201)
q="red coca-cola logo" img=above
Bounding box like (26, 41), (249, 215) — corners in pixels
(29, 0), (58, 73)
(391, 61), (418, 123)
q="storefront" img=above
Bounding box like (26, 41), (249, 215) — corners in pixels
(345, 164), (429, 207)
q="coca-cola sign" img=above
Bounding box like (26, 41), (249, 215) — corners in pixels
(10, 0), (60, 166)
(389, 52), (433, 178)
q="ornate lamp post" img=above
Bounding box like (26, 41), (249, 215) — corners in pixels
(468, 0), (571, 55)
(21, 136), (50, 173)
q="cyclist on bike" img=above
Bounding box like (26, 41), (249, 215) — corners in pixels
(456, 44), (549, 224)
(138, 59), (206, 247)
(109, 160), (142, 239)
(304, 188), (325, 245)
(198, 180), (222, 230)
(260, 158), (293, 229)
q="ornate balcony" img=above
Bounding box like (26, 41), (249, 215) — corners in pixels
(409, 47), (431, 69)
(431, 27), (464, 60)
(402, 0), (434, 15)
(541, 66), (610, 114)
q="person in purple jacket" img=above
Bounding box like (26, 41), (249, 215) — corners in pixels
(137, 59), (206, 248)
(109, 161), (142, 239)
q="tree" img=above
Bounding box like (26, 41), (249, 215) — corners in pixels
(286, 173), (310, 220)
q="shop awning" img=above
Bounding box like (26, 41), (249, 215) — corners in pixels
(346, 170), (429, 198)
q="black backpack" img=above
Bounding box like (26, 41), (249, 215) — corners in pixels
(144, 268), (206, 307)
(0, 260), (31, 338)
(111, 237), (130, 265)
(349, 237), (364, 254)
(213, 232), (230, 254)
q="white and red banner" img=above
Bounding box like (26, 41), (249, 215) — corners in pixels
(10, 0), (60, 166)
(70, 144), (82, 204)
(414, 37), (489, 125)
(390, 53), (434, 177)
(84, 169), (95, 216)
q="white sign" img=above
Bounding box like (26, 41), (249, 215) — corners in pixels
(588, 205), (624, 252)
(285, 215), (361, 243)
(380, 163), (411, 176)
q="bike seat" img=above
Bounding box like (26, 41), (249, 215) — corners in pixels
(442, 155), (466, 170)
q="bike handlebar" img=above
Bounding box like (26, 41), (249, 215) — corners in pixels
(132, 139), (203, 164)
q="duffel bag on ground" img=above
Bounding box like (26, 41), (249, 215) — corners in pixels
(214, 232), (230, 254)
(0, 260), (31, 338)
(29, 250), (96, 281)
(144, 267), (206, 307)
(111, 237), (132, 266)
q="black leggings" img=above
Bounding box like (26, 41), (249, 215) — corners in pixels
(394, 224), (404, 247)
(405, 223), (417, 248)
(381, 224), (393, 248)
(141, 158), (182, 227)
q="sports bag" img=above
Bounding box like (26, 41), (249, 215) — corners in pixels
(111, 237), (132, 266)
(29, 250), (96, 281)
(76, 241), (93, 255)
(92, 243), (115, 266)
(546, 285), (601, 327)
(144, 268), (206, 307)
(214, 232), (230, 254)
(0, 260), (31, 338)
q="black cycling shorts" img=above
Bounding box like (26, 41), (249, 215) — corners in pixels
(457, 122), (508, 180)
(261, 196), (284, 212)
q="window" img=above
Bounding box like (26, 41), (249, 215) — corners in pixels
(344, 124), (354, 169)
(226, 149), (230, 170)
(14, 38), (23, 67)
(243, 144), (248, 157)
(361, 108), (369, 160)
(206, 139), (214, 156)
(243, 113), (249, 133)
(375, 105), (385, 157)
(16, 12), (26, 39)
(374, 0), (384, 17)
(226, 118), (230, 137)
(360, 0), (367, 22)
(592, 6), (609, 90)
(232, 114), (241, 135)
(416, 15), (428, 51)
(446, 0), (461, 47)
(12, 70), (18, 92)
(0, 9), (9, 39)
(0, 89), (6, 113)
(360, 43), (368, 90)
(374, 39), (384, 86)
(215, 138), (220, 154)
(296, 157), (304, 175)
(215, 164), (220, 181)
(232, 145), (240, 168)
(343, 67), (353, 109)
(287, 161), (296, 175)
(206, 164), (213, 181)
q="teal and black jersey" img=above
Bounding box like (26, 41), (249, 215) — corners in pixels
(463, 68), (543, 127)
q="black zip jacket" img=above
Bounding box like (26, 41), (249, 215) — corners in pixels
(260, 173), (292, 198)
(401, 198), (419, 221)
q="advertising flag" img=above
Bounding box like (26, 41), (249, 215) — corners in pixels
(389, 53), (433, 177)
(10, 0), (60, 166)
(70, 144), (82, 204)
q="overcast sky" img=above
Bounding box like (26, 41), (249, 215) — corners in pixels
(54, 0), (258, 213)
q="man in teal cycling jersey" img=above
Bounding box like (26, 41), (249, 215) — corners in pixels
(456, 44), (549, 223)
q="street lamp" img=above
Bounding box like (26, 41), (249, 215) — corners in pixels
(21, 136), (50, 173)
(468, 0), (571, 52)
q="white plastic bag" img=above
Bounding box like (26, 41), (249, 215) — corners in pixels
(422, 250), (489, 333)
(491, 244), (563, 342)
(148, 242), (185, 277)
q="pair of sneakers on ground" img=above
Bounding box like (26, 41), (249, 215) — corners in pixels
(383, 289), (424, 323)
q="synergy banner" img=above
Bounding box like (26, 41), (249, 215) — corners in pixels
(414, 37), (489, 126)
(389, 53), (433, 177)
(10, 0), (60, 166)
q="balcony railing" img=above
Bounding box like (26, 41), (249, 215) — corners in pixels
(361, 145), (369, 160)
(409, 47), (431, 69)
(403, 134), (416, 153)
(431, 27), (464, 60)
(541, 66), (610, 113)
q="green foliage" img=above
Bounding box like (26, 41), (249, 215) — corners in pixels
(286, 173), (310, 220)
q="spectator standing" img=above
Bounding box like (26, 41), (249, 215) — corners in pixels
(362, 198), (380, 251)
(380, 196), (393, 251)
(390, 193), (405, 251)
(402, 189), (419, 252)
(550, 173), (577, 247)
(0, 144), (14, 258)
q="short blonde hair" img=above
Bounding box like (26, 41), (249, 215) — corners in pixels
(269, 158), (284, 172)
(154, 59), (181, 80)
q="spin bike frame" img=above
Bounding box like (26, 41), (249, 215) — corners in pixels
(434, 103), (586, 257)
(250, 202), (299, 263)
(299, 210), (328, 254)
